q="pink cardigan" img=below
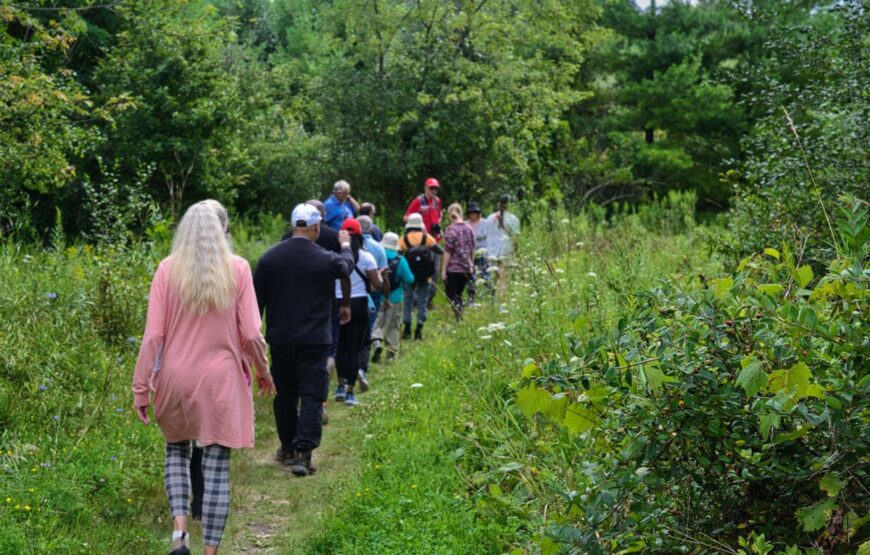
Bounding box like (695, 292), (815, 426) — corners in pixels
(132, 255), (268, 448)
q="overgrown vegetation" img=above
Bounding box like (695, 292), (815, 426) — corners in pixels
(443, 196), (868, 553)
(3, 0), (866, 255)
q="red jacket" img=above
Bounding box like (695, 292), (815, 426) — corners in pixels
(404, 195), (443, 241)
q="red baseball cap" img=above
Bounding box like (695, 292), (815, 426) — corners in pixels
(425, 177), (440, 188)
(341, 218), (362, 235)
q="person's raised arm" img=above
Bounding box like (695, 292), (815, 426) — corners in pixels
(347, 195), (360, 214)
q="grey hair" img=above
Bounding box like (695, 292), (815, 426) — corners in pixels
(333, 180), (351, 194)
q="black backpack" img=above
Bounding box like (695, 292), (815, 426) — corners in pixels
(404, 231), (435, 281)
(387, 256), (403, 290)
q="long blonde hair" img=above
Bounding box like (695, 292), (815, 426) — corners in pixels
(169, 200), (236, 315)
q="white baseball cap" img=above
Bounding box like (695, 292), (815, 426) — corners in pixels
(291, 203), (322, 227)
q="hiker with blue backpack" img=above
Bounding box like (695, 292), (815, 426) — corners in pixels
(372, 232), (415, 360)
(399, 213), (443, 341)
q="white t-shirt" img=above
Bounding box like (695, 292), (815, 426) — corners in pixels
(485, 211), (520, 258)
(335, 249), (377, 299)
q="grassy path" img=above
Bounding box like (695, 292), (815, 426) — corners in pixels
(220, 371), (366, 553)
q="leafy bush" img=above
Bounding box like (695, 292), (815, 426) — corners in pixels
(451, 198), (867, 553)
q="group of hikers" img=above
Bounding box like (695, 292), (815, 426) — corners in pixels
(131, 178), (520, 554)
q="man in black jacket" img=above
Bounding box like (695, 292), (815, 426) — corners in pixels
(255, 203), (354, 476)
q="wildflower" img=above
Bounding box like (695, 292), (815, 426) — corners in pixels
(127, 498), (132, 504)
(40, 463), (51, 469)
(39, 385), (47, 391)
(110, 456), (117, 461)
(127, 337), (138, 344)
(480, 335), (492, 340)
(115, 407), (123, 413)
(555, 268), (565, 274)
(586, 271), (597, 278)
(560, 218), (570, 224)
(5, 497), (10, 503)
(410, 383), (424, 388)
(47, 292), (57, 299)
(410, 484), (417, 489)
(53, 415), (60, 421)
(27, 488), (34, 493)
(24, 505), (30, 512)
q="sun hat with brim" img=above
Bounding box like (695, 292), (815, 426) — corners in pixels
(291, 203), (322, 227)
(341, 218), (363, 235)
(467, 201), (482, 214)
(381, 232), (400, 251)
(405, 213), (424, 230)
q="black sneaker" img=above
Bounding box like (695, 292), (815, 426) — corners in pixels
(402, 323), (411, 339)
(371, 342), (383, 363)
(291, 450), (317, 476)
(357, 369), (370, 392)
(169, 532), (191, 555)
(275, 447), (294, 465)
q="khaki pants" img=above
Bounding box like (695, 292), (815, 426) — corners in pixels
(372, 300), (402, 355)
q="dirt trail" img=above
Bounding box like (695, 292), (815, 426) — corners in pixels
(219, 394), (366, 553)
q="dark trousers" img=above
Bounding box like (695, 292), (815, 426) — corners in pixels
(445, 272), (471, 319)
(270, 344), (329, 452)
(337, 297), (369, 389)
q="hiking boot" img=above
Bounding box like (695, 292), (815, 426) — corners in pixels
(321, 403), (329, 426)
(402, 323), (412, 339)
(169, 532), (191, 555)
(414, 323), (424, 341)
(371, 341), (383, 363)
(357, 369), (370, 392)
(291, 450), (317, 477)
(344, 392), (360, 406)
(334, 384), (347, 402)
(275, 446), (294, 465)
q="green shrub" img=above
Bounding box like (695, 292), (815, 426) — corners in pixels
(461, 197), (867, 553)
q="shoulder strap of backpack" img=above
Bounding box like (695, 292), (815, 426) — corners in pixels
(353, 264), (370, 286)
(418, 194), (427, 208)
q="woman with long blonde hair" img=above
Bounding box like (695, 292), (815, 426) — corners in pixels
(132, 200), (274, 555)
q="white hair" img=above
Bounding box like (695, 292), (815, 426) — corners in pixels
(333, 180), (350, 194)
(169, 200), (236, 315)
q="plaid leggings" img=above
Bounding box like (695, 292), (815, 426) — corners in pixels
(165, 441), (231, 546)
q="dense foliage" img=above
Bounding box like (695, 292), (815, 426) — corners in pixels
(2, 0), (865, 257)
(450, 195), (868, 553)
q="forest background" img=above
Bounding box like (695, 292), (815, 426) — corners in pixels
(1, 0), (866, 258)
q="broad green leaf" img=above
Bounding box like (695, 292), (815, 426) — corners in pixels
(563, 403), (594, 434)
(711, 277), (734, 299)
(758, 283), (783, 296)
(763, 247), (780, 260)
(641, 362), (676, 391)
(615, 352), (628, 368)
(773, 425), (812, 444)
(736, 356), (768, 397)
(819, 473), (847, 497)
(857, 540), (870, 555)
(543, 393), (569, 420)
(516, 386), (551, 417)
(759, 412), (780, 440)
(795, 265), (814, 288)
(522, 363), (539, 378)
(540, 537), (560, 555)
(795, 498), (836, 532)
(767, 362), (812, 399)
